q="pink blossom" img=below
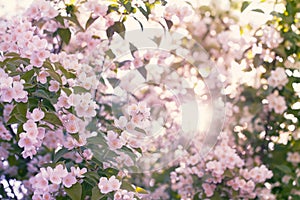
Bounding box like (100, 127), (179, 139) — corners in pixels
(18, 134), (34, 148)
(26, 128), (38, 139)
(65, 121), (79, 134)
(32, 36), (47, 50)
(261, 26), (283, 49)
(106, 131), (124, 150)
(202, 183), (216, 197)
(267, 91), (287, 114)
(98, 177), (111, 194)
(268, 67), (288, 89)
(93, 4), (108, 16)
(49, 80), (60, 92)
(31, 173), (48, 189)
(82, 149), (93, 160)
(287, 152), (300, 164)
(31, 108), (45, 122)
(37, 50), (50, 61)
(1, 88), (14, 102)
(98, 176), (121, 194)
(53, 164), (68, 178)
(49, 172), (62, 185)
(42, 193), (52, 200)
(70, 166), (87, 178)
(12, 81), (27, 100)
(244, 180), (255, 193)
(63, 174), (77, 188)
(109, 176), (121, 191)
(30, 54), (43, 67)
(128, 104), (139, 116)
(23, 119), (37, 132)
(37, 71), (48, 84)
(115, 116), (128, 129)
(57, 95), (71, 108)
(21, 146), (37, 159)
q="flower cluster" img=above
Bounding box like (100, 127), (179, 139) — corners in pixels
(98, 175), (121, 194)
(267, 67), (288, 89)
(68, 93), (98, 118)
(0, 69), (28, 103)
(0, 122), (12, 141)
(18, 119), (45, 159)
(30, 164), (86, 199)
(267, 90), (287, 114)
(114, 189), (138, 200)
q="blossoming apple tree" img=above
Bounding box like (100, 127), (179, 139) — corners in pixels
(0, 0), (299, 199)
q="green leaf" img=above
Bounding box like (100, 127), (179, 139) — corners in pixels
(152, 36), (162, 46)
(38, 124), (55, 131)
(15, 113), (26, 123)
(28, 97), (39, 109)
(107, 4), (119, 14)
(66, 4), (75, 15)
(275, 164), (292, 174)
(105, 49), (116, 59)
(42, 98), (56, 111)
(124, 1), (132, 12)
(42, 161), (65, 168)
(23, 83), (36, 89)
(84, 171), (100, 184)
(15, 103), (28, 117)
(165, 18), (173, 30)
(43, 61), (55, 71)
(71, 133), (80, 141)
(57, 28), (71, 45)
(21, 69), (35, 82)
(87, 133), (107, 147)
(251, 8), (264, 13)
(104, 168), (119, 176)
(4, 52), (20, 57)
(133, 147), (142, 154)
(65, 182), (82, 200)
(43, 112), (63, 127)
(64, 13), (85, 31)
(106, 25), (115, 39)
(160, 0), (167, 6)
(137, 66), (147, 80)
(33, 89), (51, 100)
(293, 141), (300, 151)
(62, 87), (72, 96)
(8, 103), (28, 124)
(91, 157), (103, 167)
(55, 15), (65, 26)
(7, 155), (17, 166)
(6, 115), (18, 125)
(56, 64), (76, 79)
(241, 1), (250, 12)
(106, 22), (125, 39)
(86, 15), (99, 30)
(46, 70), (62, 84)
(129, 42), (138, 57)
(73, 86), (89, 94)
(53, 148), (69, 163)
(121, 181), (135, 192)
(107, 78), (120, 88)
(92, 186), (105, 200)
(193, 192), (201, 200)
(137, 6), (149, 20)
(17, 123), (24, 134)
(253, 54), (263, 67)
(210, 192), (221, 200)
